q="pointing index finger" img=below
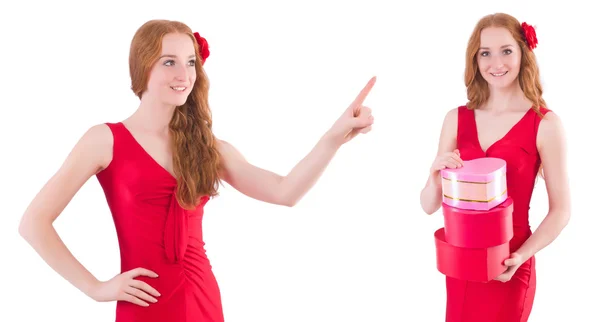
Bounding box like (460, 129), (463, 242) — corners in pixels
(351, 76), (377, 108)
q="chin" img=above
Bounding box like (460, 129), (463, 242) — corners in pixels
(167, 96), (190, 107)
(174, 99), (189, 107)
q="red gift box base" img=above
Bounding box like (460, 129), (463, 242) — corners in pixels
(434, 228), (509, 282)
(442, 197), (514, 248)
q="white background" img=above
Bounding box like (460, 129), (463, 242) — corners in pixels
(1, 0), (598, 321)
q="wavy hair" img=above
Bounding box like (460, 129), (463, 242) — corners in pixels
(464, 13), (546, 117)
(129, 19), (221, 209)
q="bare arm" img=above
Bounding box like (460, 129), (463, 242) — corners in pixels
(218, 133), (342, 207)
(420, 108), (461, 215)
(18, 124), (113, 298)
(218, 77), (376, 207)
(515, 112), (571, 260)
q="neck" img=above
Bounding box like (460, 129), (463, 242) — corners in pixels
(484, 81), (527, 113)
(129, 94), (176, 133)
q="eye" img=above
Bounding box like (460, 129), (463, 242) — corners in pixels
(188, 59), (196, 67)
(503, 49), (513, 55)
(480, 51), (490, 57)
(163, 60), (175, 66)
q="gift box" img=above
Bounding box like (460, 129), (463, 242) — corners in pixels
(441, 157), (507, 211)
(434, 228), (509, 282)
(442, 197), (514, 248)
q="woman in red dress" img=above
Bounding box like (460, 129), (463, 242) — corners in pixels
(18, 20), (376, 322)
(419, 13), (571, 322)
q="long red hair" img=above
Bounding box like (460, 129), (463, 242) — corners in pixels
(129, 20), (221, 209)
(464, 13), (546, 117)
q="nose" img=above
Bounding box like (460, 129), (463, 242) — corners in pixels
(174, 64), (188, 81)
(491, 55), (505, 69)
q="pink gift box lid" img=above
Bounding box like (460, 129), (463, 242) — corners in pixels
(441, 157), (506, 183)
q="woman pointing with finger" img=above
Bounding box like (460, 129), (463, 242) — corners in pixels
(18, 19), (376, 322)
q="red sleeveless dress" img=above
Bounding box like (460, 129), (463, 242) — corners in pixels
(96, 122), (224, 322)
(444, 105), (550, 322)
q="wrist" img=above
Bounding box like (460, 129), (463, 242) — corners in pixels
(514, 248), (533, 262)
(321, 130), (343, 150)
(82, 276), (101, 299)
(428, 171), (442, 191)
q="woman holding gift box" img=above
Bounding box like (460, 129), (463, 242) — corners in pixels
(17, 19), (376, 322)
(419, 13), (571, 322)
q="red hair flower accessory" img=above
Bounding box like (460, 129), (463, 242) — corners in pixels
(521, 22), (538, 50)
(193, 32), (210, 62)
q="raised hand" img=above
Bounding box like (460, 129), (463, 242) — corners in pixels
(327, 76), (376, 145)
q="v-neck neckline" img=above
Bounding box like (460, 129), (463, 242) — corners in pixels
(118, 122), (177, 181)
(472, 107), (533, 155)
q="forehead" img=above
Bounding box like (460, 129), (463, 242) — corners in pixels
(480, 27), (517, 47)
(161, 32), (195, 55)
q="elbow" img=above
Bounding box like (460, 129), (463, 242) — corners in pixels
(18, 218), (34, 242)
(277, 181), (300, 207)
(421, 206), (437, 216)
(561, 210), (571, 228)
(419, 197), (439, 215)
(18, 215), (44, 242)
(423, 209), (436, 216)
(419, 189), (439, 215)
(280, 196), (298, 207)
(549, 207), (571, 230)
(278, 191), (300, 207)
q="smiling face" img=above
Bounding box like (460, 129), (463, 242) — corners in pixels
(476, 27), (522, 90)
(146, 32), (198, 107)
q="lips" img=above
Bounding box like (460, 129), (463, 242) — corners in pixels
(170, 86), (187, 92)
(490, 71), (508, 77)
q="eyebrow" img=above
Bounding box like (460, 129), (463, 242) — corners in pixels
(159, 54), (196, 59)
(479, 44), (514, 50)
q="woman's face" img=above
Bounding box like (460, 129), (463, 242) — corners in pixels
(476, 27), (522, 90)
(146, 32), (198, 107)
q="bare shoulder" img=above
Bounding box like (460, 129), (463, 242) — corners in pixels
(216, 139), (235, 160)
(434, 107), (461, 155)
(216, 139), (245, 160)
(446, 106), (460, 117)
(537, 110), (566, 149)
(442, 107), (460, 127)
(539, 110), (562, 129)
(215, 139), (248, 181)
(440, 106), (461, 138)
(76, 123), (114, 172)
(84, 123), (113, 144)
(216, 139), (233, 152)
(216, 138), (247, 167)
(19, 124), (114, 226)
